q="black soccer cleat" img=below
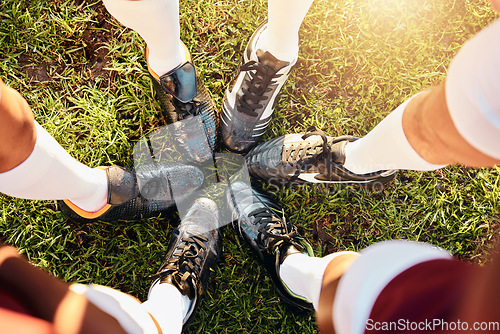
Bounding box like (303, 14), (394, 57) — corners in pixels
(221, 21), (296, 154)
(148, 44), (218, 155)
(59, 164), (204, 223)
(227, 181), (314, 311)
(245, 126), (397, 187)
(149, 197), (222, 324)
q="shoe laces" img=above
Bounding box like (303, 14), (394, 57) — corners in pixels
(281, 126), (334, 182)
(238, 61), (282, 117)
(150, 233), (208, 298)
(250, 207), (299, 252)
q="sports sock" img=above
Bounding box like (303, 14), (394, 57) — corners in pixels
(142, 281), (191, 334)
(103, 0), (186, 76)
(0, 122), (108, 212)
(343, 95), (446, 174)
(279, 251), (358, 310)
(255, 0), (315, 62)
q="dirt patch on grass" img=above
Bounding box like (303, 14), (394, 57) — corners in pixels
(81, 2), (114, 81)
(281, 93), (311, 129)
(19, 55), (52, 84)
(20, 1), (115, 85)
(312, 216), (337, 254)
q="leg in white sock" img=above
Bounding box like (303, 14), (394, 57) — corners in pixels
(142, 282), (191, 334)
(279, 251), (358, 310)
(256, 0), (315, 61)
(343, 95), (446, 174)
(103, 0), (186, 76)
(0, 122), (108, 212)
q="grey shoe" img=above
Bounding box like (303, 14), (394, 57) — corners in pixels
(59, 164), (204, 223)
(221, 21), (296, 154)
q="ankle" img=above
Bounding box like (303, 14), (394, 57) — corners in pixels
(254, 29), (298, 63)
(67, 167), (108, 212)
(146, 41), (189, 78)
(279, 251), (359, 309)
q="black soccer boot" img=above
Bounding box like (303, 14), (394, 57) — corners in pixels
(148, 44), (218, 156)
(59, 163), (204, 223)
(149, 197), (222, 324)
(245, 126), (397, 187)
(227, 180), (314, 311)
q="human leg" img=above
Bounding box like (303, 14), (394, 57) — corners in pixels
(144, 197), (222, 331)
(0, 79), (196, 222)
(0, 79), (108, 212)
(102, 0), (185, 76)
(0, 79), (36, 173)
(0, 196), (223, 333)
(245, 18), (500, 184)
(341, 93), (448, 174)
(343, 18), (500, 174)
(53, 197), (222, 334)
(227, 180), (316, 311)
(321, 241), (451, 334)
(319, 241), (500, 334)
(1, 242), (186, 334)
(277, 240), (453, 334)
(221, 0), (314, 153)
(0, 244), (128, 334)
(279, 251), (359, 310)
(258, 0), (315, 62)
(103, 0), (218, 154)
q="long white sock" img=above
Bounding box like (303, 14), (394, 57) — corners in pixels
(103, 0), (186, 76)
(142, 282), (191, 334)
(343, 95), (446, 174)
(0, 122), (108, 212)
(255, 0), (315, 62)
(279, 251), (357, 310)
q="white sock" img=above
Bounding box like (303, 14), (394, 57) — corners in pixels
(255, 0), (315, 62)
(143, 282), (191, 334)
(343, 95), (447, 174)
(0, 122), (108, 212)
(103, 0), (186, 76)
(279, 251), (357, 310)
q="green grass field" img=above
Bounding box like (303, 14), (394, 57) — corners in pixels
(1, 0), (499, 333)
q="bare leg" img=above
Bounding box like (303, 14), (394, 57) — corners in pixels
(0, 245), (125, 334)
(0, 79), (36, 173)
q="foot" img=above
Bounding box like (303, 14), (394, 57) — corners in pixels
(221, 21), (296, 154)
(245, 126), (398, 187)
(227, 181), (314, 311)
(149, 197), (222, 324)
(59, 164), (204, 223)
(148, 44), (218, 155)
